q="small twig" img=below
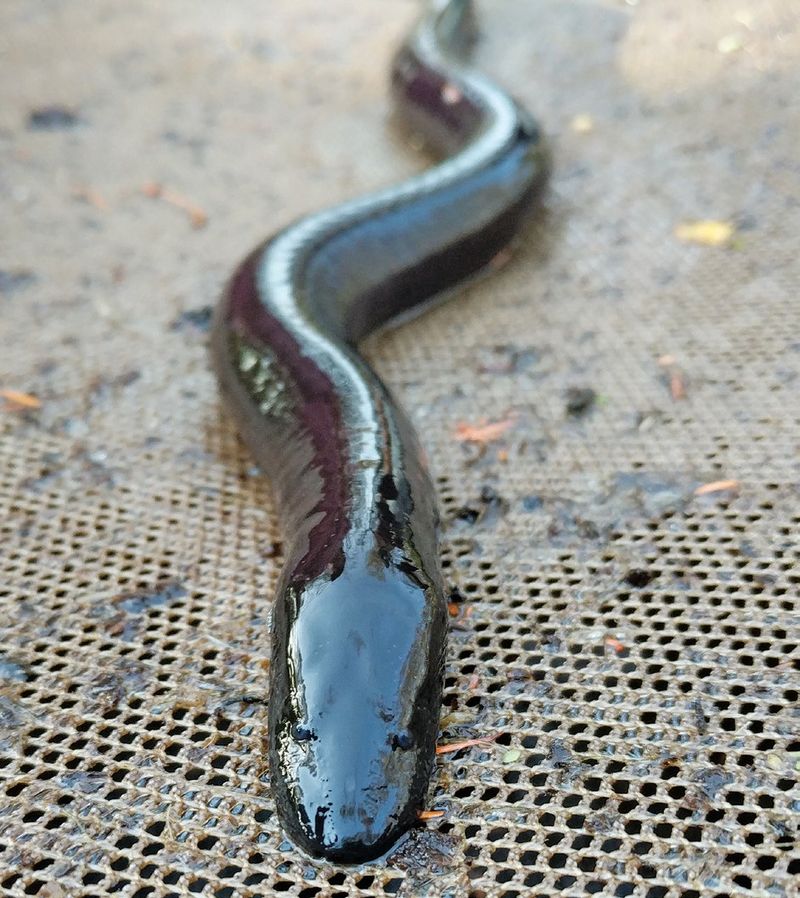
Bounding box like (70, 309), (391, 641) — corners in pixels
(142, 181), (208, 229)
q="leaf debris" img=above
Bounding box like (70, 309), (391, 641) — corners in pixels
(717, 33), (744, 53)
(571, 114), (594, 134)
(674, 220), (734, 247)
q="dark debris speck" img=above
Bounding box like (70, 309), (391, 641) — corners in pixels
(692, 699), (708, 735)
(565, 386), (597, 416)
(115, 579), (187, 614)
(387, 827), (461, 874)
(695, 766), (735, 800)
(624, 568), (656, 588)
(0, 269), (37, 295)
(0, 695), (25, 728)
(521, 494), (544, 512)
(88, 369), (141, 405)
(448, 586), (467, 606)
(451, 485), (508, 529)
(454, 506), (480, 525)
(0, 657), (29, 683)
(549, 739), (574, 768)
(27, 105), (82, 130)
(476, 343), (540, 375)
(60, 770), (106, 794)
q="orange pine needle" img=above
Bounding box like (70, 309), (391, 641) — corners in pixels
(657, 355), (687, 400)
(142, 181), (208, 229)
(604, 636), (625, 654)
(1, 389), (42, 410)
(436, 735), (497, 756)
(694, 479), (739, 496)
(669, 370), (686, 400)
(417, 809), (445, 820)
(454, 414), (516, 445)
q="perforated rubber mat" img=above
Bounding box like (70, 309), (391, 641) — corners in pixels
(1, 0), (799, 896)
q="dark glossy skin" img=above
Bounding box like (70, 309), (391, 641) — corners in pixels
(211, 0), (548, 863)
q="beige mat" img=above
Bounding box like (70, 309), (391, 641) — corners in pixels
(1, 0), (798, 895)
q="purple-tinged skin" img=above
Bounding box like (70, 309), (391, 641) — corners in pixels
(211, 0), (548, 863)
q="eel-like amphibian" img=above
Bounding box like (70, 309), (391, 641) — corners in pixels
(211, 0), (547, 862)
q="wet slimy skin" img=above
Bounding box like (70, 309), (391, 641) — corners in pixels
(211, 0), (548, 863)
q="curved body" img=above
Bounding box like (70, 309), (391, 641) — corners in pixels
(211, 0), (547, 863)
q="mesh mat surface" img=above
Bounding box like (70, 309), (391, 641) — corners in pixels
(1, 0), (799, 895)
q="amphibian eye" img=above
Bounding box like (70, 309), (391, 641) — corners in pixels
(293, 725), (315, 743)
(390, 732), (415, 751)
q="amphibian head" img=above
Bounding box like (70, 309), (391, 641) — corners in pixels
(268, 562), (445, 862)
